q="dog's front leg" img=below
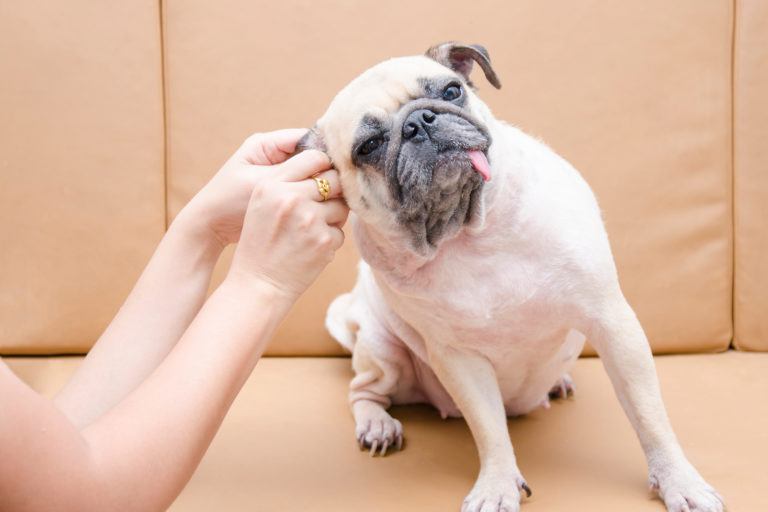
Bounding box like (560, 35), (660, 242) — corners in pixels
(427, 343), (529, 512)
(589, 294), (724, 512)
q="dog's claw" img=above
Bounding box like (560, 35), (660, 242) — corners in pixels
(650, 461), (725, 512)
(548, 373), (575, 401)
(462, 472), (530, 511)
(354, 406), (404, 457)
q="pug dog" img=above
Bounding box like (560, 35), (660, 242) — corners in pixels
(299, 43), (724, 512)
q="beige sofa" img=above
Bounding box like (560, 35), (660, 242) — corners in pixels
(1, 1), (766, 510)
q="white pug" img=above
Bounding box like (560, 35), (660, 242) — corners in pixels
(300, 42), (724, 512)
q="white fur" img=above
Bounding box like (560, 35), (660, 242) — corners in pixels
(324, 56), (724, 512)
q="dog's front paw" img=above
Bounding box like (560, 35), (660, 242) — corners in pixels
(650, 460), (724, 512)
(461, 470), (531, 512)
(353, 400), (403, 457)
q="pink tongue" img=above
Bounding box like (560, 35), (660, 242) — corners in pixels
(468, 150), (491, 182)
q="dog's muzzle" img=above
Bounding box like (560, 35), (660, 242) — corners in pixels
(401, 107), (492, 182)
(383, 99), (491, 252)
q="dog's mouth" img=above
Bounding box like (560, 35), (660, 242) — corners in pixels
(380, 99), (491, 253)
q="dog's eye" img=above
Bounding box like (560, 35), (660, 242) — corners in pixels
(359, 136), (383, 156)
(442, 84), (462, 101)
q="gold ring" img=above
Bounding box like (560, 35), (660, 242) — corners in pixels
(313, 177), (331, 201)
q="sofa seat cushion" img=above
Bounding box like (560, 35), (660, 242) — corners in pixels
(6, 352), (766, 511)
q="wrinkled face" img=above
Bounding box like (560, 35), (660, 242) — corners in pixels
(310, 54), (497, 255)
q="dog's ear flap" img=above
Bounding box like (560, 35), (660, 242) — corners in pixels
(425, 42), (501, 89)
(296, 126), (327, 154)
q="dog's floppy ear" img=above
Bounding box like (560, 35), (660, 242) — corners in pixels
(425, 42), (501, 89)
(296, 126), (327, 153)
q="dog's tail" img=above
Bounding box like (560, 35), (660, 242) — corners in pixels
(325, 292), (358, 353)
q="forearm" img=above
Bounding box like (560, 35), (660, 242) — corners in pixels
(1, 278), (291, 512)
(0, 132), (344, 511)
(0, 362), (99, 512)
(81, 277), (291, 511)
(55, 214), (223, 428)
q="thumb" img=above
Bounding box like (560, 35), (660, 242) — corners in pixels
(237, 128), (309, 165)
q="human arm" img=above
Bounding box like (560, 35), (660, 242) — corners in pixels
(53, 129), (310, 428)
(0, 143), (348, 511)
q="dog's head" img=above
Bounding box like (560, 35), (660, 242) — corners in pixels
(301, 42), (501, 255)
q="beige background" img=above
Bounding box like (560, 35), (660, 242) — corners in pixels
(734, 0), (768, 351)
(0, 0), (165, 354)
(2, 0), (760, 355)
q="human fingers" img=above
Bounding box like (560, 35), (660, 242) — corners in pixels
(275, 150), (332, 182)
(238, 128), (308, 165)
(299, 169), (343, 202)
(325, 225), (346, 250)
(310, 199), (349, 227)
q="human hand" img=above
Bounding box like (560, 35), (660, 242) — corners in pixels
(227, 148), (348, 301)
(174, 129), (312, 248)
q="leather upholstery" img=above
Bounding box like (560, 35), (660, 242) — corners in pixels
(1, 0), (764, 355)
(6, 353), (767, 511)
(733, 0), (768, 351)
(0, 1), (165, 354)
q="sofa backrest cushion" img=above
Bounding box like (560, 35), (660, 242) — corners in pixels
(733, 0), (768, 351)
(162, 0), (733, 355)
(1, 1), (743, 356)
(0, 1), (166, 354)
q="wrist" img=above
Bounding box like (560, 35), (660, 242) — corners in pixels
(221, 272), (297, 315)
(168, 209), (226, 260)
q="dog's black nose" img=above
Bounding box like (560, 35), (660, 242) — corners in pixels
(403, 109), (437, 141)
(403, 122), (418, 140)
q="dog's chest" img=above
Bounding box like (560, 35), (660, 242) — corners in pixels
(382, 247), (582, 352)
(376, 251), (585, 413)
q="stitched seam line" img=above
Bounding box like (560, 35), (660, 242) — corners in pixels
(730, 0), (738, 349)
(159, 0), (169, 230)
